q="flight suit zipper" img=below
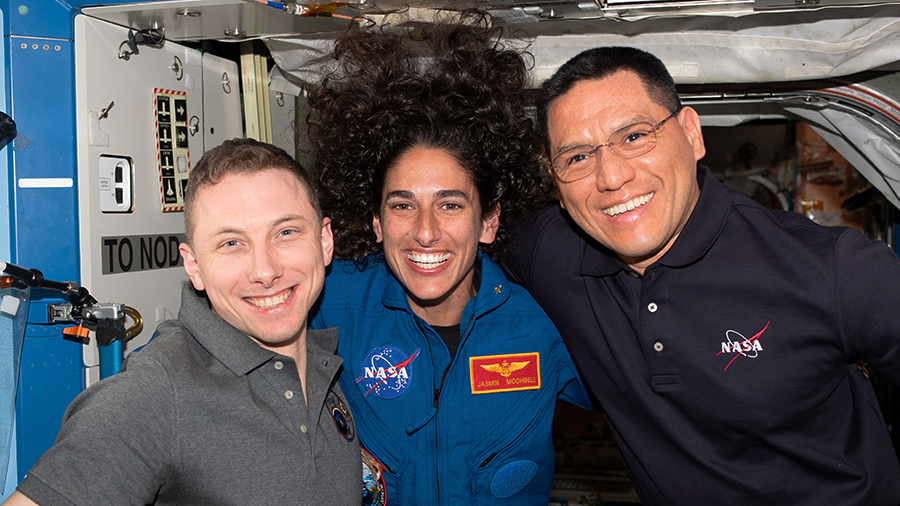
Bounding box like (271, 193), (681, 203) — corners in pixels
(417, 311), (476, 502)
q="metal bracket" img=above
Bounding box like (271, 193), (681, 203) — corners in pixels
(81, 302), (124, 323)
(47, 303), (74, 324)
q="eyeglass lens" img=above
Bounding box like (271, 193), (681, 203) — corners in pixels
(551, 109), (680, 182)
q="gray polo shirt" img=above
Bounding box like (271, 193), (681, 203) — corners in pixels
(18, 283), (362, 505)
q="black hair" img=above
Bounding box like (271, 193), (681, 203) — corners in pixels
(536, 46), (681, 153)
(307, 10), (551, 262)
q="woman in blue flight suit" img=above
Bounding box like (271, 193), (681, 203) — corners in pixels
(307, 12), (593, 505)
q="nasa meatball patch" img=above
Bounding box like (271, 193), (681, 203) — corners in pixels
(356, 346), (420, 399)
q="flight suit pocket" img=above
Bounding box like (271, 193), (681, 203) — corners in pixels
(467, 394), (556, 500)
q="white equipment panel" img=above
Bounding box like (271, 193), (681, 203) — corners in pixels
(75, 14), (242, 385)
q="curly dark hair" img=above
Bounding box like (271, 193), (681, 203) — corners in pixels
(307, 10), (551, 262)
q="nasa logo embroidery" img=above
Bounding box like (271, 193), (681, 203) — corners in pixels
(356, 346), (420, 399)
(326, 390), (354, 441)
(715, 320), (770, 371)
(362, 447), (387, 506)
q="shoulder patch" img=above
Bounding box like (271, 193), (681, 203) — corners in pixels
(470, 352), (541, 394)
(326, 390), (355, 441)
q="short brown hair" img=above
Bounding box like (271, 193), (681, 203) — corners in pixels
(183, 138), (320, 246)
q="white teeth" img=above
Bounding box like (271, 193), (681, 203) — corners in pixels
(247, 289), (292, 309)
(408, 252), (451, 268)
(603, 192), (654, 217)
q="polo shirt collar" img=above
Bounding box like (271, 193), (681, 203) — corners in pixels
(177, 283), (337, 375)
(580, 164), (729, 277)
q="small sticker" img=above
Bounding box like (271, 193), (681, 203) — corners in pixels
(326, 390), (354, 441)
(362, 447), (387, 506)
(356, 346), (420, 399)
(470, 352), (541, 394)
(1, 295), (20, 316)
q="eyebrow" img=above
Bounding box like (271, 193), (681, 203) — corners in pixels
(435, 189), (469, 200)
(384, 189), (470, 201)
(384, 190), (414, 201)
(553, 114), (655, 156)
(553, 142), (594, 156)
(272, 213), (311, 227)
(210, 214), (312, 238)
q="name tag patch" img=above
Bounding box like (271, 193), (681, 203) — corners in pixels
(470, 352), (541, 394)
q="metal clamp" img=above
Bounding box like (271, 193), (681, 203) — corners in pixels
(171, 55), (183, 80)
(189, 115), (200, 136)
(117, 40), (134, 61)
(222, 72), (232, 94)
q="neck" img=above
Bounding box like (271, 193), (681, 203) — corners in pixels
(408, 288), (472, 327)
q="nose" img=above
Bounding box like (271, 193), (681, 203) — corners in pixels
(593, 147), (636, 192)
(249, 244), (283, 287)
(412, 208), (441, 247)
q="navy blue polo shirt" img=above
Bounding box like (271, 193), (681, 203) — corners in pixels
(505, 165), (900, 505)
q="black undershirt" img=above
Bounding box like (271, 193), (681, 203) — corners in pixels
(431, 324), (461, 359)
(425, 260), (480, 359)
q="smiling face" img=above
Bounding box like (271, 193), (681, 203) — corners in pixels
(179, 168), (334, 355)
(547, 71), (706, 274)
(373, 146), (499, 326)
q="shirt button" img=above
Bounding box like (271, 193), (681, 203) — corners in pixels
(654, 342), (664, 352)
(300, 424), (308, 434)
(628, 271), (639, 278)
(274, 361), (284, 370)
(648, 302), (658, 312)
(284, 390), (294, 400)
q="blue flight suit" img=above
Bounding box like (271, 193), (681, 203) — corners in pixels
(310, 253), (591, 505)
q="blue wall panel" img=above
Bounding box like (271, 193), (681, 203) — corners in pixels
(7, 2), (73, 40)
(15, 319), (83, 481)
(5, 5), (83, 482)
(7, 40), (78, 280)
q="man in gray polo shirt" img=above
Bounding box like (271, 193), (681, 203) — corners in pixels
(4, 138), (362, 506)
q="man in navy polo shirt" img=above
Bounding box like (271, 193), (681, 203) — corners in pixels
(504, 46), (900, 505)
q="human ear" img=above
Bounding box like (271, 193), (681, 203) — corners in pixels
(372, 214), (384, 243)
(179, 243), (205, 291)
(479, 204), (501, 244)
(680, 107), (707, 161)
(320, 217), (335, 266)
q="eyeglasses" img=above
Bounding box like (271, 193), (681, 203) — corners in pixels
(550, 107), (683, 183)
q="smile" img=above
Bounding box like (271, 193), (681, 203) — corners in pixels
(245, 288), (293, 309)
(602, 192), (654, 217)
(407, 252), (451, 268)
